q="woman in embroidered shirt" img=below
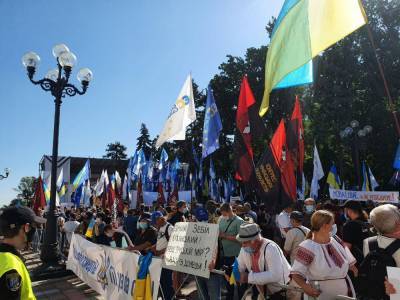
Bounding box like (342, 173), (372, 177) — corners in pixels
(291, 210), (358, 300)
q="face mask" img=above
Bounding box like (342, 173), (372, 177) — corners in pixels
(330, 224), (337, 237)
(182, 208), (188, 214)
(305, 205), (314, 213)
(105, 232), (114, 238)
(243, 247), (255, 254)
(96, 218), (101, 223)
(139, 222), (149, 230)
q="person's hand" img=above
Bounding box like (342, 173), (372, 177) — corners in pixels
(303, 284), (321, 298)
(208, 260), (216, 271)
(385, 277), (397, 295)
(240, 272), (248, 284)
(349, 264), (358, 277)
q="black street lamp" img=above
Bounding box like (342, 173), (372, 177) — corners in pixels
(340, 120), (373, 190)
(0, 168), (10, 180)
(22, 44), (92, 278)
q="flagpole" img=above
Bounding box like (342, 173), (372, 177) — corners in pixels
(365, 24), (400, 137)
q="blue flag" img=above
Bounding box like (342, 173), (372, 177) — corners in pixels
(72, 160), (90, 191)
(394, 142), (400, 169)
(202, 85), (223, 158)
(134, 149), (147, 176)
(209, 158), (216, 180)
(158, 148), (169, 182)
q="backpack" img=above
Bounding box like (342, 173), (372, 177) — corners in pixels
(358, 237), (400, 299)
(164, 224), (171, 242)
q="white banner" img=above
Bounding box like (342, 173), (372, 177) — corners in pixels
(329, 188), (399, 203)
(164, 222), (219, 279)
(67, 234), (162, 300)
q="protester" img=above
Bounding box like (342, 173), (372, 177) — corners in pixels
(244, 202), (258, 223)
(291, 210), (357, 300)
(303, 198), (315, 228)
(277, 204), (293, 239)
(168, 200), (187, 225)
(218, 203), (244, 299)
(151, 211), (174, 300)
(123, 209), (138, 243)
(0, 206), (46, 299)
(360, 204), (400, 299)
(284, 211), (310, 264)
(235, 223), (291, 299)
(62, 212), (80, 246)
(130, 212), (157, 254)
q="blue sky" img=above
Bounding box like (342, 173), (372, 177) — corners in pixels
(0, 0), (283, 205)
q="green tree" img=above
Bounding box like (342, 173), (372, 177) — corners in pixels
(14, 176), (36, 206)
(136, 123), (152, 158)
(103, 141), (128, 160)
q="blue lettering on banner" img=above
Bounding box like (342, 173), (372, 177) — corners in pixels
(73, 245), (99, 275)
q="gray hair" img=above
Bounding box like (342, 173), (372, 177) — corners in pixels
(370, 204), (400, 235)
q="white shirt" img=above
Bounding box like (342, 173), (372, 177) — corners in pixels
(363, 235), (400, 266)
(156, 222), (174, 253)
(237, 238), (291, 294)
(63, 220), (80, 244)
(277, 211), (291, 238)
(284, 225), (310, 264)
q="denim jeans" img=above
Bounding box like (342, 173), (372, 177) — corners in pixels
(195, 273), (222, 300)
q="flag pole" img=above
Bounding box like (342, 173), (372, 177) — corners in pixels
(365, 24), (400, 137)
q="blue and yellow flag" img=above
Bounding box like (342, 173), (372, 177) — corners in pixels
(133, 252), (153, 300)
(362, 161), (371, 191)
(260, 0), (367, 116)
(229, 258), (241, 285)
(72, 160), (90, 192)
(85, 218), (96, 238)
(326, 164), (341, 189)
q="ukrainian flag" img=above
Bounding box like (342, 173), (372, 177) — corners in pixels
(362, 161), (371, 191)
(326, 164), (341, 189)
(85, 218), (96, 238)
(229, 258), (241, 285)
(133, 253), (153, 300)
(72, 160), (90, 191)
(260, 0), (367, 116)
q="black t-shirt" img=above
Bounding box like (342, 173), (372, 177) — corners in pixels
(342, 219), (370, 262)
(168, 212), (184, 226)
(133, 227), (157, 248)
(0, 243), (23, 300)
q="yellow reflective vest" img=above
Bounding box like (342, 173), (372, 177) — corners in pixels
(0, 252), (36, 300)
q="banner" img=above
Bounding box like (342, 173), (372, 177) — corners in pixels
(130, 190), (192, 208)
(164, 222), (219, 279)
(67, 234), (162, 300)
(329, 188), (399, 203)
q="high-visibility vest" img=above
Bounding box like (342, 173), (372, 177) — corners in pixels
(0, 252), (36, 300)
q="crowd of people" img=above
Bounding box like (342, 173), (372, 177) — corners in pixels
(25, 198), (400, 299)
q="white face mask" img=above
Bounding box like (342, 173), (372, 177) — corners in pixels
(330, 224), (338, 237)
(305, 205), (315, 213)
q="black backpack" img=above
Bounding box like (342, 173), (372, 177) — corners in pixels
(358, 237), (400, 299)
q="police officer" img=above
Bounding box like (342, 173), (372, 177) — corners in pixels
(0, 206), (46, 300)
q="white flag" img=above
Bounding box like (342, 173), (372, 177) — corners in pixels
(368, 167), (379, 191)
(122, 175), (128, 200)
(94, 170), (105, 196)
(56, 168), (64, 189)
(115, 171), (122, 190)
(83, 179), (91, 207)
(156, 74), (196, 148)
(310, 145), (324, 199)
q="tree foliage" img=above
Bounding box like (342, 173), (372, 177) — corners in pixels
(103, 141), (128, 160)
(14, 176), (36, 206)
(136, 123), (152, 158)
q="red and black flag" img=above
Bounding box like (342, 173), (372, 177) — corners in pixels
(286, 96), (304, 183)
(33, 176), (46, 213)
(234, 76), (266, 183)
(255, 120), (296, 212)
(156, 181), (166, 206)
(136, 177), (144, 209)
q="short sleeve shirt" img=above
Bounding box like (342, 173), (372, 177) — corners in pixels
(156, 223), (174, 252)
(218, 215), (244, 257)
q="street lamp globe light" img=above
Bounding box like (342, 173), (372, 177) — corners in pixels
(45, 68), (59, 82)
(350, 120), (360, 128)
(22, 52), (40, 68)
(358, 129), (366, 137)
(364, 125), (373, 134)
(77, 68), (93, 84)
(59, 51), (77, 68)
(345, 127), (353, 136)
(52, 44), (70, 58)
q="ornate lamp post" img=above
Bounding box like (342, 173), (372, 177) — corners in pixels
(340, 120), (373, 190)
(0, 168), (10, 180)
(22, 44), (92, 277)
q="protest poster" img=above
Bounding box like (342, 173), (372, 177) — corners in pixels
(329, 188), (399, 203)
(387, 267), (400, 300)
(67, 234), (162, 300)
(164, 222), (219, 278)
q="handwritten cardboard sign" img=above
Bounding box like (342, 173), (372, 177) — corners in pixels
(164, 222), (219, 278)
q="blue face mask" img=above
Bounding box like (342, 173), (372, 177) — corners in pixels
(243, 247), (255, 254)
(139, 222), (148, 230)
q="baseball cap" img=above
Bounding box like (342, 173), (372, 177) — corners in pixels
(151, 211), (163, 225)
(139, 212), (152, 223)
(0, 206), (46, 229)
(194, 207), (208, 222)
